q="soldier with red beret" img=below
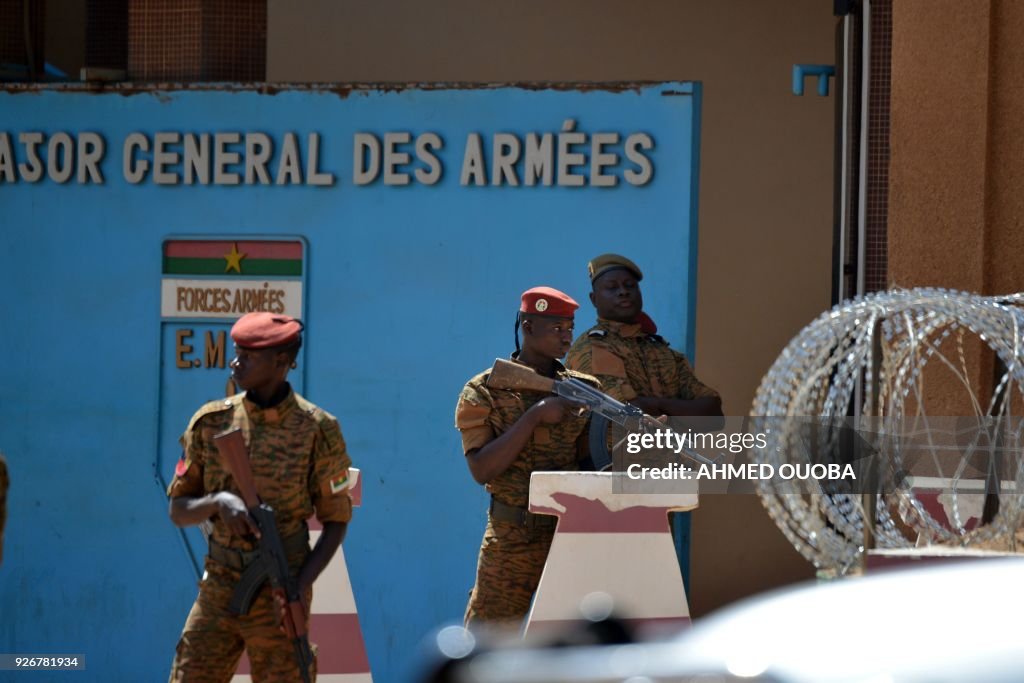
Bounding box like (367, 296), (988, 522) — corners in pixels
(455, 287), (600, 626)
(166, 312), (353, 682)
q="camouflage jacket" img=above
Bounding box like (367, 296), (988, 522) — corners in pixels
(167, 389), (352, 552)
(455, 357), (599, 509)
(566, 318), (719, 403)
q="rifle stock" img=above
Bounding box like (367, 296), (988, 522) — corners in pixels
(487, 358), (557, 393)
(213, 429), (260, 509)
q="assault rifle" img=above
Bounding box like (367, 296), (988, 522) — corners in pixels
(485, 358), (716, 471)
(213, 428), (314, 683)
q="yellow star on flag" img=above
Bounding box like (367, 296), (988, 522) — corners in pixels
(224, 243), (247, 273)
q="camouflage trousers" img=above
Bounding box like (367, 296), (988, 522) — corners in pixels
(169, 560), (316, 683)
(464, 519), (555, 627)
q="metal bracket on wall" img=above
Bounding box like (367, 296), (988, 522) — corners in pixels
(792, 64), (836, 96)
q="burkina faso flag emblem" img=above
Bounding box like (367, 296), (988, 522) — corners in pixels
(163, 240), (303, 276)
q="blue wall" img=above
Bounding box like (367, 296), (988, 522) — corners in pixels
(0, 83), (701, 682)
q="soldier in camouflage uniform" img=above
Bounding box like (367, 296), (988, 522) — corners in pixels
(167, 312), (353, 683)
(566, 254), (721, 419)
(0, 454), (8, 566)
(455, 287), (600, 627)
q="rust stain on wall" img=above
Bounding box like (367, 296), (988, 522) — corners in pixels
(0, 81), (661, 100)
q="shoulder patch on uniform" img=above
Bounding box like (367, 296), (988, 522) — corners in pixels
(588, 329), (607, 338)
(174, 454), (191, 477)
(328, 469), (350, 494)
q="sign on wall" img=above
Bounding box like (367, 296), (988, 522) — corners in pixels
(161, 239), (305, 319)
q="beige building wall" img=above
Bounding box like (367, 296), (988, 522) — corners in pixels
(988, 1), (1024, 297)
(889, 0), (1024, 411)
(890, 0), (1024, 297)
(269, 0), (837, 614)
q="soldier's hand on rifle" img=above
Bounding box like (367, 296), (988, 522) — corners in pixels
(273, 585), (311, 636)
(529, 397), (586, 425)
(214, 492), (261, 539)
(631, 396), (664, 415)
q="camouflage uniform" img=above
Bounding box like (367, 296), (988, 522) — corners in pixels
(455, 358), (598, 625)
(167, 389), (353, 683)
(566, 319), (719, 405)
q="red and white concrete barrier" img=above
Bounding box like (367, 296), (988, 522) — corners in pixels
(233, 468), (372, 683)
(866, 475), (1019, 570)
(524, 471), (698, 637)
(905, 475), (1017, 537)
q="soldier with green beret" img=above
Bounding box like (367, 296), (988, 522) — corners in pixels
(566, 254), (722, 418)
(166, 312), (353, 682)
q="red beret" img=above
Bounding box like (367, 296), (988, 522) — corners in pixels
(520, 286), (578, 318)
(230, 312), (303, 349)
